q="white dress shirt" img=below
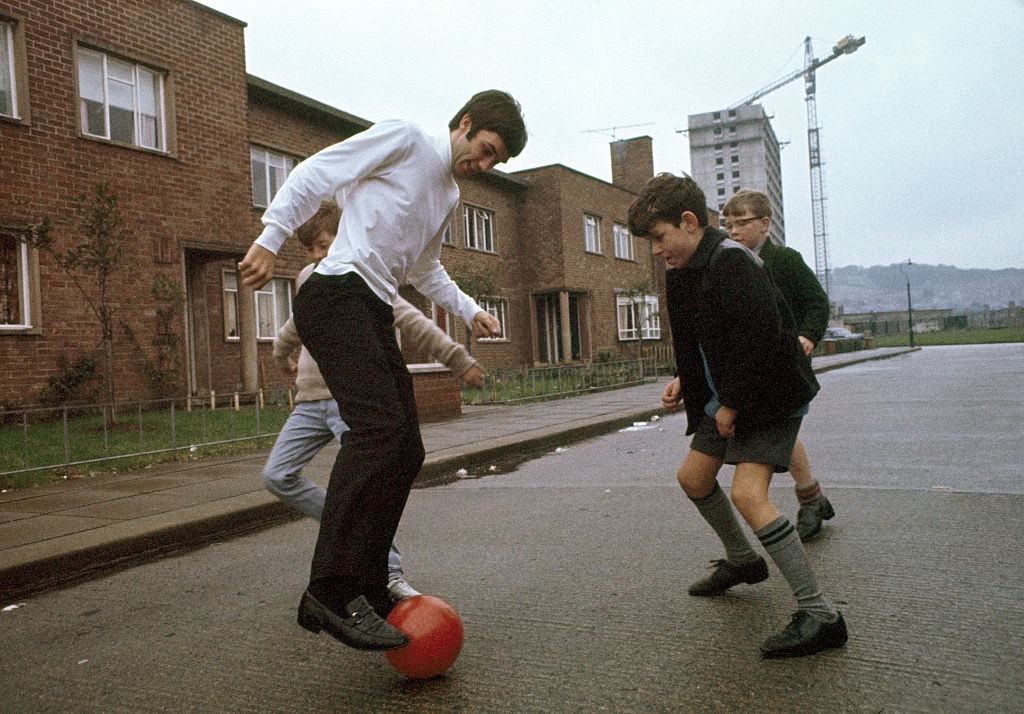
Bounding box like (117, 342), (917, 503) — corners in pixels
(254, 119), (482, 325)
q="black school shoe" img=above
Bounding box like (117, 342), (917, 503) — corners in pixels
(297, 590), (408, 651)
(797, 496), (836, 542)
(760, 610), (848, 658)
(688, 557), (769, 596)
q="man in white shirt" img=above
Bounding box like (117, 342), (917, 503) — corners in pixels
(239, 90), (527, 651)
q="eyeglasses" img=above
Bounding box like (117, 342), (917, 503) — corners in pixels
(723, 216), (766, 231)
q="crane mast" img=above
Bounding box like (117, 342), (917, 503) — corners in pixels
(805, 37), (831, 296)
(729, 34), (865, 300)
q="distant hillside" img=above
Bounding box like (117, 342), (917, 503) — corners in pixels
(828, 264), (1024, 313)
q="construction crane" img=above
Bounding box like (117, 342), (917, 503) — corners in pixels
(730, 34), (865, 298)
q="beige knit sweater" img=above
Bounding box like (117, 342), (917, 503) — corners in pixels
(273, 263), (479, 403)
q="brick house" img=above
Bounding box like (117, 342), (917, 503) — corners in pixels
(1, 0), (668, 416)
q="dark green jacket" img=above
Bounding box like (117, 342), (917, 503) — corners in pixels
(758, 240), (830, 346)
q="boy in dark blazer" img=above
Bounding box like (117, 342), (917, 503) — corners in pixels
(628, 173), (847, 658)
(723, 189), (835, 541)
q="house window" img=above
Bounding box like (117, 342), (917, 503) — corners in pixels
(0, 230), (32, 329)
(222, 271), (292, 341)
(223, 271), (239, 340)
(463, 204), (495, 252)
(77, 47), (166, 151)
(256, 278), (292, 340)
(732, 171), (740, 179)
(613, 223), (634, 261)
(441, 224), (454, 246)
(250, 146), (297, 208)
(477, 297), (508, 340)
(716, 173), (724, 182)
(715, 157), (723, 166)
(0, 21), (16, 118)
(731, 155), (739, 164)
(616, 294), (661, 341)
(584, 214), (601, 254)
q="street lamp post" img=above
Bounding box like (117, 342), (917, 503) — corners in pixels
(899, 259), (914, 347)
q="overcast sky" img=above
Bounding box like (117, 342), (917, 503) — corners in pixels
(200, 0), (1023, 270)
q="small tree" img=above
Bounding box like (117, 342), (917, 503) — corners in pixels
(622, 279), (661, 377)
(23, 183), (127, 422)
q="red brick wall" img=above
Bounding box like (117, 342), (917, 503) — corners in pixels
(0, 0), (249, 407)
(410, 367), (461, 422)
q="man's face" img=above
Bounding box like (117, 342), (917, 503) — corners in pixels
(647, 216), (700, 269)
(723, 213), (769, 250)
(450, 115), (510, 179)
(304, 232), (334, 262)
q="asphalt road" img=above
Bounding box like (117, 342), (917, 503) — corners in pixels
(2, 344), (1022, 713)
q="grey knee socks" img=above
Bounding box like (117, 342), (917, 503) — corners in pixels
(691, 483), (760, 566)
(756, 516), (837, 622)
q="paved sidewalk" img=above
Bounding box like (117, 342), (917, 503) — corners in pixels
(0, 347), (916, 602)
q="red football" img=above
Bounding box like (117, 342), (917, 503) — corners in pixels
(385, 595), (464, 679)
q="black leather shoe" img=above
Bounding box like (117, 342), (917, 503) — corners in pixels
(688, 557), (769, 596)
(797, 496), (836, 542)
(760, 611), (848, 658)
(297, 590), (408, 651)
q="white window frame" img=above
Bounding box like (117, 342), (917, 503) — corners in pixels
(616, 294), (661, 341)
(584, 214), (602, 254)
(250, 146), (298, 208)
(613, 223), (634, 261)
(255, 277), (293, 341)
(0, 231), (32, 329)
(463, 204), (495, 253)
(441, 224), (454, 246)
(476, 297), (508, 341)
(77, 47), (166, 151)
(222, 271), (293, 342)
(0, 21), (17, 120)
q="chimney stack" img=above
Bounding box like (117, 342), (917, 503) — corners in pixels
(610, 136), (654, 194)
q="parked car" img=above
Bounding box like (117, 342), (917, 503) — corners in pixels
(823, 326), (864, 340)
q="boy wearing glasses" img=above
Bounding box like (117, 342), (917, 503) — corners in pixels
(722, 190), (834, 541)
(628, 173), (847, 658)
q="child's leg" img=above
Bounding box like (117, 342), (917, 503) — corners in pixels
(789, 439), (835, 541)
(261, 401), (333, 520)
(678, 448), (760, 566)
(731, 462), (837, 622)
(679, 418), (768, 596)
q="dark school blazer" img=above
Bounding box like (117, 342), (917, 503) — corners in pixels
(666, 228), (819, 436)
(759, 239), (830, 347)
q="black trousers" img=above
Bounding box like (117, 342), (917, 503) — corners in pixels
(291, 272), (425, 612)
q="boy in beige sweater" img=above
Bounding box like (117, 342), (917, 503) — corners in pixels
(264, 201), (484, 602)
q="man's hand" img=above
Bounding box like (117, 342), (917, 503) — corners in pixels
(715, 405), (737, 438)
(460, 364), (486, 389)
(471, 311), (500, 339)
(662, 376), (682, 412)
(799, 336), (815, 357)
(239, 243), (276, 289)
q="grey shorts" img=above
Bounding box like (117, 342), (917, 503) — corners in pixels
(690, 413), (802, 473)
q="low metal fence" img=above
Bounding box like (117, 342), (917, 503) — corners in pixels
(462, 357), (669, 405)
(0, 390), (293, 481)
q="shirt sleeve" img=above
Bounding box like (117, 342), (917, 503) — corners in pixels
(254, 121), (413, 254)
(405, 208), (483, 325)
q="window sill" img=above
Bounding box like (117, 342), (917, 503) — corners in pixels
(79, 132), (173, 159)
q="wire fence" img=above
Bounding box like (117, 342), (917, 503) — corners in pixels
(1, 356), (675, 483)
(462, 356), (671, 405)
(0, 390), (293, 482)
